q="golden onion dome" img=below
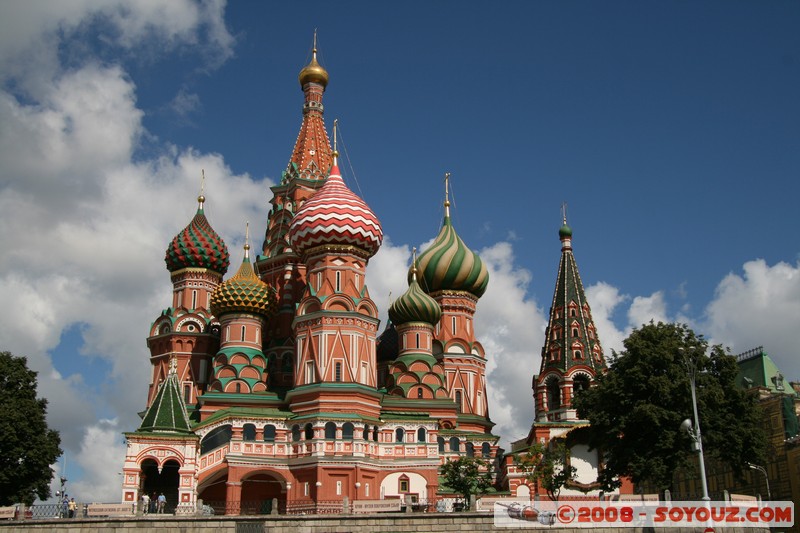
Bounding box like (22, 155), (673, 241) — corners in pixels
(298, 46), (329, 88)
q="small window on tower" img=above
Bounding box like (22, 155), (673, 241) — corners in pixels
(335, 271), (341, 292)
(452, 316), (457, 334)
(241, 325), (246, 341)
(335, 362), (342, 382)
(184, 384), (191, 403)
(191, 290), (197, 309)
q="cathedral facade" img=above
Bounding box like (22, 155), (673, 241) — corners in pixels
(121, 43), (498, 514)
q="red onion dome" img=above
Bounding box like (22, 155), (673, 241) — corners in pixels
(288, 165), (383, 257)
(210, 245), (277, 317)
(165, 196), (230, 275)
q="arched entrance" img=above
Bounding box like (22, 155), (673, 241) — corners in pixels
(240, 472), (286, 515)
(198, 469), (229, 515)
(140, 458), (180, 513)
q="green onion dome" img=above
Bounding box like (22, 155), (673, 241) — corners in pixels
(414, 213), (489, 298)
(389, 265), (442, 326)
(559, 223), (573, 239)
(165, 196), (230, 275)
(210, 244), (277, 317)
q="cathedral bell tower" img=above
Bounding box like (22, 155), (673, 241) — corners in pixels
(534, 212), (606, 422)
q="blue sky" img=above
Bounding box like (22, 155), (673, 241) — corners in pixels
(0, 1), (798, 501)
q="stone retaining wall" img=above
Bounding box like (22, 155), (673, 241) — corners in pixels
(0, 513), (769, 533)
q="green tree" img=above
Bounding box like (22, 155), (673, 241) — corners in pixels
(515, 439), (576, 501)
(573, 322), (765, 492)
(439, 456), (494, 503)
(0, 351), (62, 505)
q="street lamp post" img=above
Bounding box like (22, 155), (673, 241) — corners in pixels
(746, 462), (771, 501)
(679, 346), (710, 502)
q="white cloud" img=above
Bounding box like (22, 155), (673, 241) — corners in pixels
(70, 419), (128, 503)
(703, 259), (800, 379)
(585, 281), (629, 356)
(627, 291), (669, 328)
(0, 0), (240, 500)
(476, 242), (544, 448)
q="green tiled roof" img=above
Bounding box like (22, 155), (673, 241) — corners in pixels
(736, 346), (794, 394)
(138, 368), (192, 434)
(540, 221), (606, 375)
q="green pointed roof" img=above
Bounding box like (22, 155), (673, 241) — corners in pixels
(540, 220), (605, 376)
(138, 359), (192, 434)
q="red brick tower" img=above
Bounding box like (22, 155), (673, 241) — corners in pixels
(256, 35), (333, 390)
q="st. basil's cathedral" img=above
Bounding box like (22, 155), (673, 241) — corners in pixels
(120, 41), (627, 513)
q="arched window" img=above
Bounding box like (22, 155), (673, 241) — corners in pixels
(304, 423), (314, 440)
(395, 427), (405, 443)
(325, 422), (337, 440)
(449, 437), (460, 452)
(362, 425), (370, 440)
(200, 424), (232, 455)
(372, 426), (379, 442)
(438, 437), (445, 452)
(417, 427), (426, 443)
(466, 442), (475, 457)
(573, 374), (591, 396)
(546, 377), (561, 409)
(243, 423), (256, 441)
(482, 442), (491, 458)
(417, 387), (424, 399)
(454, 390), (462, 413)
(342, 422), (354, 440)
(291, 424), (301, 442)
(263, 424), (276, 442)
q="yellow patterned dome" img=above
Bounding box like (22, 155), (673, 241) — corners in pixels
(210, 243), (277, 317)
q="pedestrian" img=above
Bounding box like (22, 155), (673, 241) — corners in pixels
(157, 493), (166, 514)
(150, 492), (157, 514)
(68, 498), (77, 518)
(61, 494), (69, 518)
(141, 493), (150, 515)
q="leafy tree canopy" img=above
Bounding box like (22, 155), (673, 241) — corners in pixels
(515, 439), (576, 501)
(0, 351), (62, 505)
(439, 456), (494, 502)
(573, 322), (765, 492)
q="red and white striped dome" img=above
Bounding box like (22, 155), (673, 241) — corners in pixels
(288, 165), (383, 257)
